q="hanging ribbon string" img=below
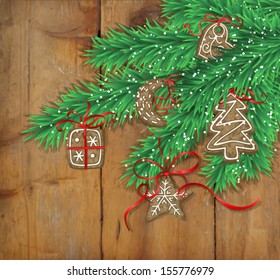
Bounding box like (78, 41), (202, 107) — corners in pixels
(184, 14), (244, 36)
(56, 102), (114, 169)
(204, 14), (244, 28)
(124, 138), (260, 231)
(154, 74), (182, 115)
(123, 183), (157, 232)
(219, 88), (267, 105)
(229, 88), (267, 104)
(124, 138), (198, 231)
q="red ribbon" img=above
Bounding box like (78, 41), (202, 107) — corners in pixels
(56, 102), (114, 169)
(124, 138), (260, 231)
(178, 183), (259, 211)
(124, 139), (197, 231)
(219, 88), (267, 105)
(184, 14), (244, 36)
(154, 74), (182, 115)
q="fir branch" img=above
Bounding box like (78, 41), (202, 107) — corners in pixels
(24, 0), (280, 194)
(162, 0), (280, 30)
(122, 59), (280, 191)
(23, 68), (182, 149)
(85, 21), (198, 73)
(123, 93), (279, 192)
(201, 95), (279, 192)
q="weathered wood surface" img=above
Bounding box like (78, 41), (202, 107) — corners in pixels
(216, 142), (280, 260)
(0, 0), (279, 260)
(100, 0), (214, 260)
(0, 0), (101, 260)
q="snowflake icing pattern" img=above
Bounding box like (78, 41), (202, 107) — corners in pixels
(148, 179), (184, 218)
(73, 151), (84, 162)
(87, 135), (98, 146)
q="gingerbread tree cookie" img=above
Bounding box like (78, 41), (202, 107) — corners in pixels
(207, 93), (257, 162)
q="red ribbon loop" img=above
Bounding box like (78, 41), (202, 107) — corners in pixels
(124, 138), (260, 231)
(56, 102), (114, 131)
(219, 88), (267, 105)
(124, 139), (199, 231)
(154, 74), (182, 115)
(204, 14), (244, 28)
(184, 14), (243, 36)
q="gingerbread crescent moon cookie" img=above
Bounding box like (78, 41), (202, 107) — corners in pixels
(135, 78), (167, 127)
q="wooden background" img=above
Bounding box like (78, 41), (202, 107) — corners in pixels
(0, 0), (279, 260)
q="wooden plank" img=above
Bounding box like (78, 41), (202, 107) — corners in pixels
(0, 0), (31, 260)
(0, 0), (101, 259)
(216, 142), (280, 259)
(101, 0), (214, 259)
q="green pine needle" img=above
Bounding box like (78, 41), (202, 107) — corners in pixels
(24, 0), (280, 192)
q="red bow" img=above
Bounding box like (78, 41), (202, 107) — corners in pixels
(56, 102), (114, 131)
(184, 14), (244, 36)
(124, 139), (198, 230)
(219, 88), (267, 105)
(124, 139), (260, 231)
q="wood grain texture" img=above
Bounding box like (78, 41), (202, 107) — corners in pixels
(0, 0), (279, 260)
(0, 0), (29, 259)
(0, 0), (101, 260)
(100, 0), (214, 260)
(216, 142), (280, 259)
